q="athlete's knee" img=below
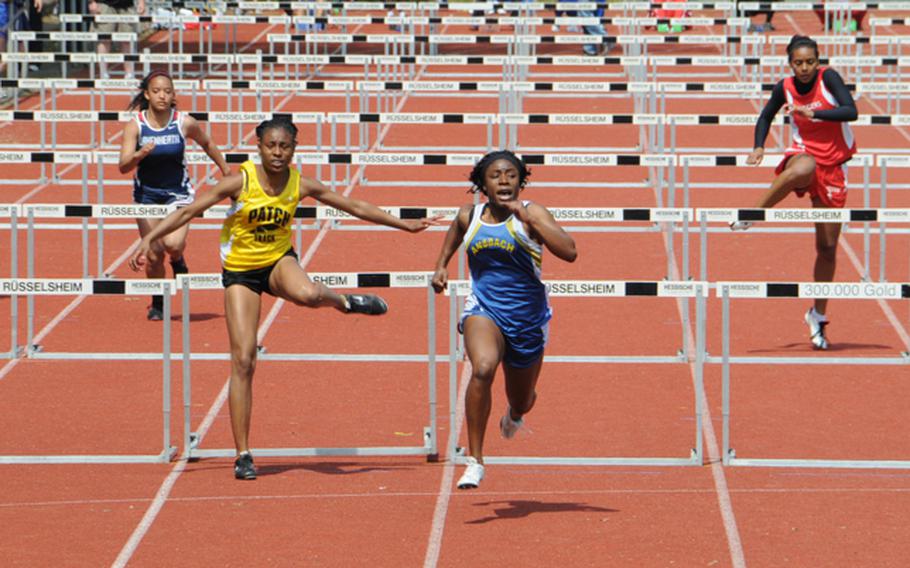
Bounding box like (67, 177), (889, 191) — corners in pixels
(510, 394), (536, 415)
(291, 285), (325, 308)
(162, 240), (186, 258)
(784, 167), (814, 188)
(470, 357), (499, 382)
(231, 350), (257, 379)
(816, 240), (838, 263)
(787, 156), (816, 185)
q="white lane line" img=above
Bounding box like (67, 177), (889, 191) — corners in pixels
(840, 239), (910, 349)
(663, 207), (747, 568)
(422, 360), (470, 568)
(11, 483), (910, 510)
(651, 33), (747, 568)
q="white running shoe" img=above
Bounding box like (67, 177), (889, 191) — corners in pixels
(804, 307), (830, 350)
(729, 221), (753, 231)
(499, 407), (523, 439)
(456, 457), (484, 489)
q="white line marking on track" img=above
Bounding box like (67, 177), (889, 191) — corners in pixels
(664, 224), (748, 568)
(423, 359), (470, 568)
(664, 30), (747, 568)
(10, 484), (910, 510)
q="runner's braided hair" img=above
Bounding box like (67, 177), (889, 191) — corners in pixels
(127, 70), (175, 111)
(468, 150), (531, 194)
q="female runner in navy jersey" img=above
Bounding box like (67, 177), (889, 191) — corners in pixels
(119, 70), (231, 320)
(732, 35), (858, 350)
(431, 150), (577, 489)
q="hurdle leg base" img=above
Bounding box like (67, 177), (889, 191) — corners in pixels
(161, 446), (178, 463)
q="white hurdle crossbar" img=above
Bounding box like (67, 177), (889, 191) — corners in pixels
(446, 278), (708, 466)
(0, 278), (178, 464)
(715, 281), (910, 469)
(695, 206), (910, 285)
(176, 272), (440, 462)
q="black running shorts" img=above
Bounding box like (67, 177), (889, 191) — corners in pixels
(221, 248), (298, 296)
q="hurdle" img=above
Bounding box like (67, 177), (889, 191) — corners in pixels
(176, 272), (440, 462)
(445, 278), (708, 467)
(22, 108), (910, 160)
(714, 280), (910, 469)
(696, 205), (910, 286)
(0, 278), (178, 464)
(1, 202), (696, 346)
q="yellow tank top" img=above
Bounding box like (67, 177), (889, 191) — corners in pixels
(220, 161), (300, 271)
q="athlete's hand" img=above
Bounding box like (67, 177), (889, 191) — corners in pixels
(401, 216), (442, 233)
(746, 147), (764, 166)
(501, 200), (530, 222)
(786, 104), (815, 119)
(431, 267), (448, 294)
(137, 141), (156, 159)
(128, 238), (157, 272)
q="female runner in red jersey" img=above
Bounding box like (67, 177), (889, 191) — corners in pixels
(732, 35), (858, 350)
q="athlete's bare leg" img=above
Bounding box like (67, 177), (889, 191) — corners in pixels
(811, 196), (842, 316)
(268, 255), (348, 311)
(224, 284), (262, 454)
(462, 316), (506, 464)
(756, 154), (817, 208)
(503, 356), (543, 421)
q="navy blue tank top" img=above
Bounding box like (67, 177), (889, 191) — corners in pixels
(134, 109), (191, 194)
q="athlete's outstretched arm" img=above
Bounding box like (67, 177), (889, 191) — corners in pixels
(431, 205), (472, 293)
(504, 201), (577, 262)
(129, 174), (243, 271)
(301, 177), (438, 232)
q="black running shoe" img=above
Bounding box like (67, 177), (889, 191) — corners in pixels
(343, 294), (388, 315)
(170, 257), (189, 276)
(148, 295), (164, 321)
(234, 453), (257, 480)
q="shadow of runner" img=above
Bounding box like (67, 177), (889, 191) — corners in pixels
(183, 460), (415, 477)
(256, 461), (415, 477)
(467, 500), (618, 525)
(748, 340), (892, 353)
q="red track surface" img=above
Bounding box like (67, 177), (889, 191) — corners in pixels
(2, 9), (910, 568)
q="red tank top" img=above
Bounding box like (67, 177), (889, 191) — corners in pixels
(783, 67), (856, 166)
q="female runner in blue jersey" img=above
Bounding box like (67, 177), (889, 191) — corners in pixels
(119, 70), (231, 320)
(431, 150), (577, 489)
(130, 117), (438, 480)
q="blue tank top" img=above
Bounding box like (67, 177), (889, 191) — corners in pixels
(463, 202), (551, 334)
(134, 109), (191, 193)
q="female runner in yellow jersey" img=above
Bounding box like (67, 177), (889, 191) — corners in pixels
(129, 117), (437, 479)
